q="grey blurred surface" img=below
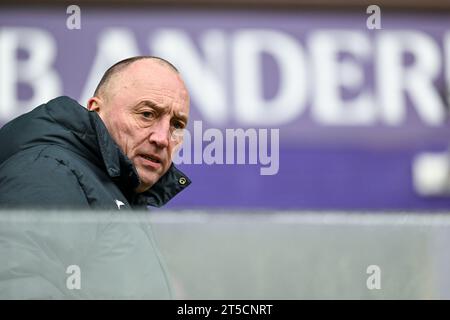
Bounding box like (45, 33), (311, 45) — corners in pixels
(2, 210), (450, 299)
(150, 212), (440, 299)
(0, 211), (173, 299)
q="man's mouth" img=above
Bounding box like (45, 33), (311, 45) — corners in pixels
(141, 154), (161, 163)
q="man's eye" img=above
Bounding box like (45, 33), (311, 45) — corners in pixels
(173, 121), (185, 129)
(142, 112), (154, 119)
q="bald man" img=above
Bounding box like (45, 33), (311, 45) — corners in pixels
(0, 56), (191, 209)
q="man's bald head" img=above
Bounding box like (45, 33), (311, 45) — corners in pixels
(93, 56), (179, 99)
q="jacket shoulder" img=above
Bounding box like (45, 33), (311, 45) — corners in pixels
(0, 145), (90, 208)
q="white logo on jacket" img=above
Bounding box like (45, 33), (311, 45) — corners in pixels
(115, 199), (125, 210)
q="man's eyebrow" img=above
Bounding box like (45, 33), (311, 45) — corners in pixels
(138, 100), (159, 109)
(173, 111), (188, 123)
(138, 100), (188, 122)
(137, 100), (166, 114)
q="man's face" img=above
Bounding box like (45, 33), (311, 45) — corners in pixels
(89, 60), (189, 193)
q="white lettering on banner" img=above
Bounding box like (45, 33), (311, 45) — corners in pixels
(0, 27), (448, 127)
(0, 27), (62, 122)
(79, 28), (140, 105)
(151, 29), (228, 124)
(233, 29), (309, 126)
(310, 30), (376, 125)
(377, 31), (445, 126)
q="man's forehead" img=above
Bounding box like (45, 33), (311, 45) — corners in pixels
(111, 60), (189, 105)
(124, 59), (180, 82)
(137, 86), (188, 102)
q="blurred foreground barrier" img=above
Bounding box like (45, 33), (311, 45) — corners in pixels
(0, 211), (172, 299)
(1, 210), (450, 299)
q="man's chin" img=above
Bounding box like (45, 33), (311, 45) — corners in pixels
(134, 164), (171, 193)
(134, 172), (161, 193)
(135, 182), (154, 194)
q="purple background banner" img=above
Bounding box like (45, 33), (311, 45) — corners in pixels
(1, 8), (450, 209)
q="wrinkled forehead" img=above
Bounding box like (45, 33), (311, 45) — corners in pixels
(109, 60), (190, 111)
(139, 87), (189, 108)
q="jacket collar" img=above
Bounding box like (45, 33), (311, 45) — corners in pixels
(89, 107), (191, 207)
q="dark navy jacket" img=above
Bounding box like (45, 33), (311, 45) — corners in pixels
(0, 96), (191, 210)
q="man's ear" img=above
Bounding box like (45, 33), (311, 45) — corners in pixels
(87, 97), (101, 112)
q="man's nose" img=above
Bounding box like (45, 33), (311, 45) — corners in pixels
(148, 117), (170, 149)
